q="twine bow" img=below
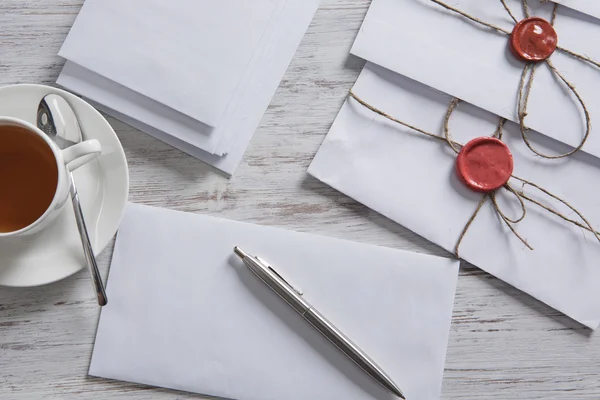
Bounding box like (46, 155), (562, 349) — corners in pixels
(348, 90), (600, 257)
(430, 0), (598, 159)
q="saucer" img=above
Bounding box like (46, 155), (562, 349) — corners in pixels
(0, 84), (129, 287)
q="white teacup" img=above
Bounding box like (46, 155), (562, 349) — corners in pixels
(0, 117), (102, 237)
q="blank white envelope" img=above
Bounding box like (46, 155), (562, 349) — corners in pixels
(351, 0), (600, 159)
(309, 63), (600, 329)
(90, 203), (460, 400)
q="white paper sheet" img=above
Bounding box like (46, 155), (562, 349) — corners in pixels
(58, 0), (319, 174)
(90, 203), (459, 400)
(553, 0), (600, 20)
(351, 0), (600, 159)
(59, 0), (279, 127)
(309, 63), (600, 329)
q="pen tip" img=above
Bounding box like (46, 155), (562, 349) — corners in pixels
(389, 383), (405, 399)
(234, 247), (247, 259)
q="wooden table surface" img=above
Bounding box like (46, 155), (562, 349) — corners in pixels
(1, 1), (599, 399)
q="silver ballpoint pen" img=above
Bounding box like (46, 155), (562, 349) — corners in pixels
(234, 247), (406, 399)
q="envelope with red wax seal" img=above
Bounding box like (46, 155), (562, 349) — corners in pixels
(309, 62), (600, 329)
(351, 0), (600, 160)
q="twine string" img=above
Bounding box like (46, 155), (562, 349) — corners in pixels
(452, 187), (533, 258)
(512, 175), (600, 241)
(347, 90), (600, 257)
(523, 0), (531, 18)
(429, 0), (511, 35)
(455, 195), (489, 258)
(492, 190), (534, 249)
(348, 90), (462, 146)
(516, 62), (534, 131)
(556, 45), (600, 69)
(551, 2), (558, 25)
(517, 59), (592, 159)
(500, 0), (518, 23)
(498, 183), (527, 224)
(493, 118), (507, 140)
(444, 98), (462, 154)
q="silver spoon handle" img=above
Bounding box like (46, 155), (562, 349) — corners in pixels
(69, 173), (108, 306)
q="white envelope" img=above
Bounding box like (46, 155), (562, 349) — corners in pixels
(553, 0), (600, 20)
(351, 0), (600, 159)
(90, 203), (460, 400)
(59, 0), (279, 128)
(58, 0), (320, 175)
(309, 62), (600, 329)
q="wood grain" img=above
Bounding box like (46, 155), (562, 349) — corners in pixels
(1, 0), (599, 398)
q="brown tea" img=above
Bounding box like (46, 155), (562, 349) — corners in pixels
(0, 125), (58, 233)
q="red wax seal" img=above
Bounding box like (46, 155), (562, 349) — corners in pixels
(510, 17), (558, 62)
(456, 137), (514, 193)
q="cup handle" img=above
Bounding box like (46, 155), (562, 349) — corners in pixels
(61, 139), (102, 172)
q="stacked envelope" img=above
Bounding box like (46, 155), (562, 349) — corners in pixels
(57, 0), (320, 175)
(310, 0), (600, 328)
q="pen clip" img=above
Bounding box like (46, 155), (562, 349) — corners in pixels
(256, 257), (304, 296)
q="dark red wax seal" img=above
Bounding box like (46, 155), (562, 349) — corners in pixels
(456, 137), (514, 193)
(510, 17), (558, 62)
